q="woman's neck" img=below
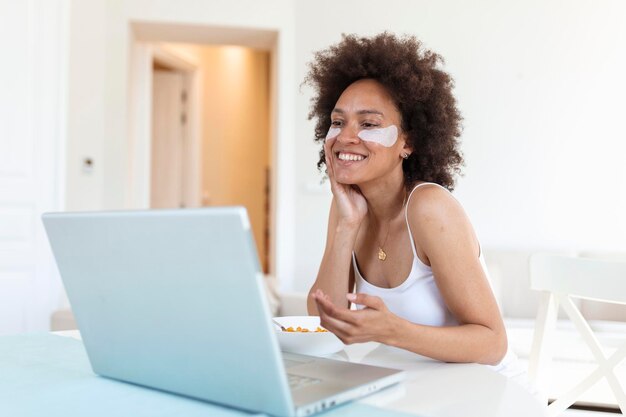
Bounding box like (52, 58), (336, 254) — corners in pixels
(358, 170), (407, 224)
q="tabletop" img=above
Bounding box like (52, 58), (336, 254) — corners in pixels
(55, 330), (546, 417)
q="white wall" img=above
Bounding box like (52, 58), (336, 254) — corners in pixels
(292, 0), (626, 292)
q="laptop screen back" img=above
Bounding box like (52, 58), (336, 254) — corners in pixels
(43, 207), (293, 416)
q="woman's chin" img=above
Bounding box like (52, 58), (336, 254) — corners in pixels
(335, 175), (360, 185)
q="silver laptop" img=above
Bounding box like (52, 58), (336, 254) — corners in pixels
(42, 207), (404, 417)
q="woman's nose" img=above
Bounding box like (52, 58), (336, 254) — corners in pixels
(336, 125), (361, 144)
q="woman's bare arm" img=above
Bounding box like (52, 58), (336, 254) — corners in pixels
(308, 199), (357, 313)
(308, 139), (365, 314)
(388, 185), (507, 364)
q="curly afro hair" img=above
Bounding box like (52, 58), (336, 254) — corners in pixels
(305, 32), (464, 190)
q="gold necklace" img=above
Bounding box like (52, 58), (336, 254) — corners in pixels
(377, 191), (407, 261)
(377, 233), (390, 261)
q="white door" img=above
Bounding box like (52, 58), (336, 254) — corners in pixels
(151, 70), (186, 208)
(0, 0), (64, 334)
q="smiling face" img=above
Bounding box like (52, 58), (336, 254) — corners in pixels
(326, 79), (411, 186)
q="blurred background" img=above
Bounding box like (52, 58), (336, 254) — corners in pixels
(1, 0), (625, 336)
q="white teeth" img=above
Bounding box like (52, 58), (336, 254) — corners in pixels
(338, 152), (365, 161)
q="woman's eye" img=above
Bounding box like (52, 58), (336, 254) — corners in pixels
(331, 120), (343, 127)
(361, 122), (380, 128)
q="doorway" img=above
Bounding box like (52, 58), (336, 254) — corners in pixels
(195, 45), (271, 273)
(141, 42), (272, 273)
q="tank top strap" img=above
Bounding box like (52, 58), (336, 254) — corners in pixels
(404, 182), (447, 260)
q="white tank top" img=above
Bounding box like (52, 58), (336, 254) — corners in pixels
(353, 182), (524, 378)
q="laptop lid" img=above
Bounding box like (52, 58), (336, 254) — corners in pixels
(43, 207), (294, 417)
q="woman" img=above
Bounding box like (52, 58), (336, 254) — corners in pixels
(306, 33), (516, 370)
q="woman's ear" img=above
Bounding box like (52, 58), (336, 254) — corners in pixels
(401, 136), (413, 159)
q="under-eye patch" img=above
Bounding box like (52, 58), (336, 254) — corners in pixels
(324, 125), (398, 148)
(325, 127), (341, 141)
(357, 125), (398, 147)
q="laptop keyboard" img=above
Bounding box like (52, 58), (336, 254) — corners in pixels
(287, 373), (321, 390)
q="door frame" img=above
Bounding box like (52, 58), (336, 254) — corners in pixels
(128, 42), (202, 208)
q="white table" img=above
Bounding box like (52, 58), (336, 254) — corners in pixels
(339, 342), (546, 417)
(57, 330), (546, 417)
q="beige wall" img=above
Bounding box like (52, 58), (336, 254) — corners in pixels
(199, 46), (271, 271)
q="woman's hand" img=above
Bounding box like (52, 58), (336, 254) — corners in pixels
(325, 139), (368, 226)
(311, 289), (400, 345)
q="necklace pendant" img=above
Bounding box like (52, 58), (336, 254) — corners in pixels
(378, 247), (387, 261)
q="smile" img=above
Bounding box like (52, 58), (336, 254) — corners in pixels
(336, 152), (367, 162)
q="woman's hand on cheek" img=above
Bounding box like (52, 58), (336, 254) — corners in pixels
(311, 289), (398, 345)
(324, 140), (368, 226)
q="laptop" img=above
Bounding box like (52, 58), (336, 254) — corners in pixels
(42, 207), (405, 417)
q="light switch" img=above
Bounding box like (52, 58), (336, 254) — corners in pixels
(82, 157), (94, 174)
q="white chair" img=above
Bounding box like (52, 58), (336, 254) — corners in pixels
(528, 253), (626, 415)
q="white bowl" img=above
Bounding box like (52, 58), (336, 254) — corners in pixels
(273, 316), (344, 356)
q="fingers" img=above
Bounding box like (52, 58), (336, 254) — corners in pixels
(313, 290), (360, 326)
(315, 299), (352, 335)
(320, 291), (360, 325)
(312, 290), (381, 345)
(313, 292), (354, 339)
(316, 301), (370, 345)
(347, 293), (385, 310)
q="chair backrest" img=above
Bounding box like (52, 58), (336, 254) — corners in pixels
(578, 251), (626, 321)
(530, 253), (626, 305)
(528, 253), (626, 416)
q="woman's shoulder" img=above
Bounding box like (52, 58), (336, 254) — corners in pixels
(407, 182), (457, 207)
(406, 182), (467, 228)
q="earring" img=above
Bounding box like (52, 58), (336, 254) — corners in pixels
(402, 153), (410, 160)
